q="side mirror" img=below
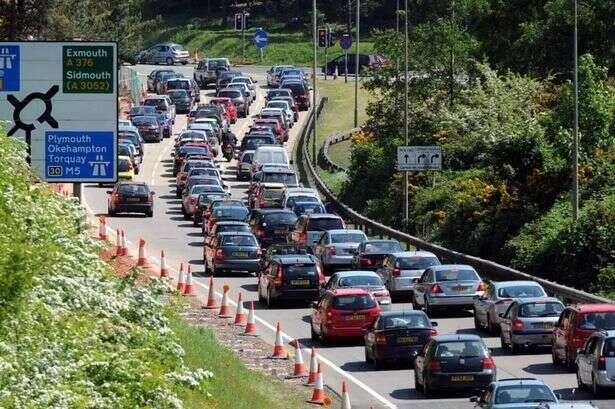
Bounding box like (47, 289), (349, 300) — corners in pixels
(469, 396), (479, 403)
(431, 321), (438, 327)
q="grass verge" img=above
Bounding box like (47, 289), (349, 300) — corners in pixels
(171, 315), (311, 409)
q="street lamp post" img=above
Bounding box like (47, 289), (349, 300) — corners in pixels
(354, 0), (360, 128)
(403, 0), (409, 222)
(312, 0), (318, 166)
(572, 0), (579, 222)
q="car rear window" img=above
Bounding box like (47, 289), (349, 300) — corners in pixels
(578, 312), (615, 330)
(270, 245), (312, 256)
(264, 212), (297, 225)
(180, 147), (208, 155)
(168, 89), (188, 97)
(332, 295), (377, 310)
(294, 203), (324, 214)
(244, 137), (273, 149)
(118, 159), (131, 172)
(241, 153), (254, 163)
(118, 184), (148, 195)
(132, 116), (157, 125)
(435, 341), (487, 358)
(217, 224), (250, 234)
(198, 193), (227, 206)
(287, 83), (307, 95)
(435, 269), (479, 282)
(307, 218), (344, 231)
(284, 264), (317, 279)
(398, 256), (440, 270)
(337, 275), (382, 287)
(518, 302), (564, 318)
(268, 90), (291, 98)
(494, 385), (556, 404)
(383, 314), (430, 329)
(191, 185), (220, 195)
(363, 241), (402, 253)
(118, 145), (131, 156)
(190, 168), (218, 177)
(497, 285), (545, 298)
(262, 188), (284, 200)
(262, 172), (297, 184)
(167, 81), (189, 90)
(214, 207), (249, 219)
(331, 233), (365, 244)
(604, 338), (615, 356)
(221, 235), (257, 246)
(144, 99), (167, 110)
(218, 90), (241, 98)
(129, 106), (155, 116)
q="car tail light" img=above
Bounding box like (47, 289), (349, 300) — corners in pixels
(477, 282), (487, 292)
(215, 249), (224, 261)
(495, 298), (513, 305)
(482, 357), (496, 369)
(598, 355), (606, 370)
(112, 194), (121, 204)
(512, 320), (524, 329)
(360, 257), (372, 266)
(376, 334), (386, 344)
(274, 266), (283, 285)
(326, 245), (336, 257)
(429, 328), (438, 336)
(430, 284), (443, 294)
(147, 192), (154, 204)
(392, 267), (401, 277)
(428, 360), (441, 370)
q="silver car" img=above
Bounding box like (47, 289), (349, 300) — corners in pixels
(412, 264), (485, 315)
(138, 42), (190, 65)
(474, 281), (547, 334)
(322, 270), (392, 308)
(576, 330), (615, 396)
(377, 251), (440, 298)
(313, 229), (368, 274)
(267, 65), (295, 86)
(499, 297), (564, 354)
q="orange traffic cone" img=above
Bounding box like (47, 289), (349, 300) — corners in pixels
(306, 347), (318, 385)
(270, 322), (287, 359)
(309, 363), (326, 404)
(119, 230), (128, 256)
(98, 216), (108, 240)
(160, 250), (169, 278)
(218, 285), (232, 318)
(203, 276), (218, 309)
(242, 301), (257, 336)
(183, 265), (194, 295)
(234, 292), (246, 325)
(288, 340), (307, 378)
(115, 229), (122, 256)
(176, 263), (185, 292)
(137, 238), (147, 266)
(341, 381), (352, 409)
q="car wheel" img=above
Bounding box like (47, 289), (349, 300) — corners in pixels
(411, 294), (421, 311)
(193, 218), (199, 227)
(414, 373), (423, 393)
(473, 309), (481, 330)
(146, 210), (153, 217)
(592, 375), (603, 397)
(510, 342), (520, 355)
(176, 189), (182, 199)
(108, 208), (115, 216)
(373, 350), (383, 370)
(266, 289), (276, 308)
(181, 61), (187, 65)
(166, 57), (174, 65)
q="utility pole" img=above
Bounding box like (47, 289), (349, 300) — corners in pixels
(241, 11), (246, 60)
(354, 0), (360, 128)
(312, 0), (318, 166)
(396, 0), (400, 71)
(449, 0), (455, 107)
(403, 0), (409, 222)
(572, 0), (579, 222)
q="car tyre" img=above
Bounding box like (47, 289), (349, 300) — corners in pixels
(424, 300), (434, 317)
(414, 373), (423, 393)
(565, 349), (576, 372)
(146, 210), (153, 217)
(166, 57), (174, 65)
(510, 342), (520, 355)
(108, 208), (116, 216)
(423, 381), (434, 398)
(487, 314), (499, 335)
(364, 346), (372, 363)
(266, 289), (276, 308)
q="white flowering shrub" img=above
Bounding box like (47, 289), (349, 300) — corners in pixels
(0, 137), (212, 407)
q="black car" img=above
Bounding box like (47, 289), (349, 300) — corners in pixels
(204, 231), (261, 276)
(216, 71), (243, 92)
(131, 115), (163, 142)
(173, 146), (210, 175)
(414, 334), (496, 397)
(166, 89), (192, 113)
(258, 255), (324, 307)
(205, 204), (250, 235)
(322, 53), (385, 75)
(249, 209), (298, 248)
(194, 192), (230, 226)
(282, 82), (310, 111)
(239, 135), (277, 154)
(351, 240), (403, 271)
(205, 221), (251, 246)
(364, 310), (437, 369)
(107, 181), (154, 217)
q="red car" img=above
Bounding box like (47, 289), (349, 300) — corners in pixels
(210, 97), (237, 124)
(552, 304), (615, 368)
(253, 118), (285, 143)
(310, 288), (381, 344)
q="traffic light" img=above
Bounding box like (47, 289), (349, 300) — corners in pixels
(234, 13), (243, 31)
(318, 28), (327, 48)
(244, 13), (251, 30)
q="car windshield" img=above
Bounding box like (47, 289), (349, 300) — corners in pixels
(308, 218), (344, 231)
(284, 264), (317, 279)
(398, 256), (440, 270)
(241, 153), (254, 163)
(191, 185), (218, 195)
(294, 203), (324, 214)
(129, 106), (155, 116)
(287, 83), (306, 95)
(268, 90), (291, 98)
(208, 60), (228, 69)
(214, 207), (249, 220)
(171, 45), (186, 51)
(331, 233), (365, 244)
(435, 341), (487, 358)
(578, 312), (615, 330)
(268, 102), (287, 109)
(221, 235), (257, 247)
(244, 137), (273, 149)
(337, 275), (382, 287)
(383, 314), (430, 329)
(332, 295), (377, 310)
(435, 269), (479, 282)
(132, 116), (157, 125)
(118, 184), (148, 195)
(290, 195), (319, 204)
(218, 90), (241, 98)
(218, 224), (250, 234)
(262, 188), (284, 200)
(168, 89), (188, 97)
(494, 385), (556, 404)
(144, 99), (167, 110)
(119, 135), (139, 146)
(262, 173), (297, 184)
(264, 212), (297, 225)
(518, 302), (564, 318)
(189, 168), (217, 177)
(118, 159), (131, 172)
(180, 147), (207, 155)
(198, 193), (226, 206)
(498, 285), (545, 298)
(362, 241), (402, 253)
(270, 245), (312, 256)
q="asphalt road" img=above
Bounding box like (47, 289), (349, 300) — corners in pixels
(83, 64), (614, 409)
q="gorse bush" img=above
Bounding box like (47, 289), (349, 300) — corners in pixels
(0, 136), (212, 407)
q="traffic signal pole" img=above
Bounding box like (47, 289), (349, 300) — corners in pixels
(324, 27), (328, 81)
(241, 12), (246, 60)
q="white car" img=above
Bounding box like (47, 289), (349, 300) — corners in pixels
(281, 187), (321, 209)
(229, 76), (257, 99)
(266, 100), (294, 127)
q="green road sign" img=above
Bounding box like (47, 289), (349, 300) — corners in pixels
(62, 45), (114, 94)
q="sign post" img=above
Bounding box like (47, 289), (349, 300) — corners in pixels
(0, 41), (118, 200)
(340, 33), (352, 83)
(253, 28), (269, 63)
(397, 146), (442, 217)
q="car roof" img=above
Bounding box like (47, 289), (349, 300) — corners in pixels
(432, 334), (483, 342)
(327, 229), (364, 235)
(335, 271), (379, 278)
(331, 288), (370, 296)
(492, 378), (547, 387)
(217, 231), (254, 236)
(275, 255), (316, 265)
(379, 310), (427, 317)
(430, 264), (476, 271)
(514, 297), (562, 304)
(568, 304), (615, 313)
(493, 281), (542, 287)
(305, 213), (341, 219)
(390, 251), (439, 258)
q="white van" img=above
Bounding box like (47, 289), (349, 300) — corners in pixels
(251, 146), (289, 176)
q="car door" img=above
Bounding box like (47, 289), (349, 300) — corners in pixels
(474, 283), (494, 324)
(578, 337), (595, 384)
(312, 294), (330, 334)
(414, 269), (432, 307)
(364, 315), (380, 352)
(500, 302), (516, 344)
(313, 232), (328, 262)
(553, 308), (572, 360)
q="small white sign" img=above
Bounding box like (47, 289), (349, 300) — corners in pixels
(397, 146), (442, 171)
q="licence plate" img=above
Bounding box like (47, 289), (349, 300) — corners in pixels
(451, 375), (474, 382)
(345, 314), (365, 321)
(127, 197), (140, 202)
(290, 279), (310, 286)
(274, 229), (286, 235)
(534, 322), (554, 329)
(397, 336), (419, 344)
(233, 251), (248, 257)
(452, 286), (469, 292)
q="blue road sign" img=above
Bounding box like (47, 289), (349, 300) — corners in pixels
(340, 34), (352, 50)
(44, 130), (116, 181)
(253, 29), (269, 49)
(0, 45), (20, 91)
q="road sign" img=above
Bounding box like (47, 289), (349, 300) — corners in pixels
(397, 146), (442, 171)
(340, 33), (352, 50)
(0, 41), (117, 183)
(253, 29), (269, 49)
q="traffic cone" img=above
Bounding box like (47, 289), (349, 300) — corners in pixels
(176, 262), (185, 292)
(98, 216), (108, 240)
(242, 301), (258, 336)
(203, 276), (218, 309)
(137, 238), (147, 266)
(218, 285), (232, 318)
(341, 381), (351, 409)
(306, 347), (318, 385)
(183, 265), (194, 295)
(160, 250), (169, 278)
(270, 322), (286, 359)
(120, 230), (128, 256)
(115, 229), (122, 256)
(288, 340), (307, 378)
(308, 363), (326, 404)
(234, 292), (246, 325)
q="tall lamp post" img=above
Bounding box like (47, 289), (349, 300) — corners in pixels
(403, 0), (409, 221)
(353, 0), (360, 128)
(312, 0), (318, 165)
(572, 0), (579, 222)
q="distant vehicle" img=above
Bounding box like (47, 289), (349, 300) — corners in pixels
(470, 378), (558, 408)
(323, 270), (391, 308)
(117, 155), (135, 181)
(131, 115), (163, 142)
(281, 82), (310, 111)
(249, 208), (297, 248)
(210, 97), (237, 124)
(137, 42), (190, 65)
(194, 58), (231, 87)
(267, 65), (295, 86)
(146, 68), (175, 92)
(166, 89), (192, 114)
(143, 95), (176, 123)
(118, 142), (140, 175)
(127, 105), (156, 121)
(193, 192), (230, 227)
(377, 251), (440, 300)
(260, 243), (315, 274)
(291, 202), (326, 217)
(165, 78), (200, 103)
(216, 88), (249, 117)
(204, 231), (261, 276)
(322, 53), (385, 75)
(576, 329), (615, 396)
(288, 214), (346, 247)
(237, 150), (255, 181)
(107, 181), (154, 217)
(313, 229), (368, 274)
(216, 71), (243, 92)
(205, 204), (250, 235)
(351, 239), (403, 271)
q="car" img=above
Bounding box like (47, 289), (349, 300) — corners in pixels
(283, 82), (311, 111)
(216, 88), (249, 117)
(195, 104), (227, 132)
(470, 378), (558, 408)
(118, 143), (140, 175)
(210, 97), (238, 124)
(156, 71), (184, 94)
(237, 150), (255, 181)
(107, 182), (155, 217)
(323, 270), (392, 309)
(414, 334), (496, 397)
(173, 146), (211, 175)
(143, 95), (176, 123)
(251, 183), (285, 209)
(377, 251), (440, 300)
(311, 288), (381, 344)
(322, 53), (385, 75)
(252, 169), (299, 190)
(182, 184), (225, 219)
(291, 201), (326, 217)
(166, 89), (192, 113)
(137, 42), (189, 65)
(229, 76), (257, 98)
(176, 159), (215, 192)
(260, 243), (315, 272)
(205, 221), (251, 245)
(351, 240), (403, 271)
(194, 58), (231, 87)
(313, 229), (368, 274)
(193, 192), (230, 226)
(281, 187), (321, 209)
(364, 310), (437, 369)
(288, 214), (346, 248)
(165, 78), (200, 103)
(266, 100), (294, 127)
(216, 70), (243, 93)
(146, 68), (175, 92)
(181, 176), (223, 200)
(117, 155), (135, 181)
(576, 330), (615, 396)
(226, 82), (254, 105)
(259, 108), (290, 132)
(474, 281), (548, 334)
(204, 231), (261, 276)
(252, 118), (285, 142)
(202, 199), (246, 232)
(205, 204), (250, 235)
(552, 304), (615, 369)
(131, 115), (163, 142)
(119, 131), (144, 158)
(412, 264), (486, 315)
(127, 105), (156, 121)
(154, 112), (172, 138)
(249, 208), (297, 248)
(258, 254), (325, 307)
(499, 297), (564, 354)
(267, 65), (295, 86)
(239, 135), (277, 154)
